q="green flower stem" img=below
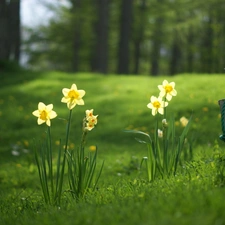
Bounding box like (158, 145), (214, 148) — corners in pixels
(56, 109), (73, 205)
(47, 126), (54, 202)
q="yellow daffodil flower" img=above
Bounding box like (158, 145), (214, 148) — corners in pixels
(89, 145), (97, 151)
(85, 109), (94, 119)
(61, 84), (85, 110)
(162, 118), (168, 127)
(85, 122), (95, 131)
(180, 116), (189, 127)
(147, 96), (168, 116)
(87, 115), (98, 125)
(158, 80), (177, 101)
(32, 102), (57, 126)
(84, 109), (98, 131)
(158, 129), (163, 138)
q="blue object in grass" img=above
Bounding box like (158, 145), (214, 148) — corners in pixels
(218, 99), (225, 142)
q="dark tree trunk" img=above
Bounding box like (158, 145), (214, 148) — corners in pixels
(0, 0), (10, 61)
(71, 0), (82, 72)
(186, 27), (194, 73)
(150, 27), (161, 76)
(150, 16), (163, 76)
(91, 0), (109, 74)
(117, 0), (133, 74)
(133, 0), (146, 75)
(9, 0), (21, 62)
(0, 0), (20, 63)
(169, 31), (182, 75)
(200, 16), (213, 73)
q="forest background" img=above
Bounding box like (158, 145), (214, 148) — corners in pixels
(0, 0), (225, 75)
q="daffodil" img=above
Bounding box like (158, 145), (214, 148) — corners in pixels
(147, 96), (168, 116)
(61, 84), (85, 110)
(32, 102), (57, 126)
(162, 118), (168, 127)
(158, 129), (163, 138)
(180, 116), (189, 127)
(87, 115), (98, 125)
(85, 123), (93, 131)
(85, 109), (94, 119)
(158, 80), (177, 101)
(84, 109), (98, 131)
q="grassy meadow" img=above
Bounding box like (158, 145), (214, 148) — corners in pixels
(1, 70), (225, 225)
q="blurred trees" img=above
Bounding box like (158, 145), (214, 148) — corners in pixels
(0, 0), (20, 64)
(22, 0), (225, 75)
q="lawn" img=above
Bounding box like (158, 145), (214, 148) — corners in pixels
(1, 70), (225, 225)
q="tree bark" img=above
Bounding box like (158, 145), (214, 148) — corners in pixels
(117, 0), (133, 74)
(91, 0), (109, 74)
(169, 33), (182, 75)
(0, 0), (10, 61)
(9, 0), (21, 62)
(133, 0), (146, 75)
(0, 0), (20, 63)
(71, 0), (82, 72)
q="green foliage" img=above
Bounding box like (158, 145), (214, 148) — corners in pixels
(1, 71), (225, 224)
(32, 83), (103, 206)
(22, 0), (225, 74)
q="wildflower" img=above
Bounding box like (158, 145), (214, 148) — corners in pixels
(147, 96), (168, 116)
(87, 115), (98, 125)
(158, 129), (163, 138)
(85, 109), (94, 119)
(162, 118), (168, 128)
(61, 84), (85, 110)
(85, 116), (98, 131)
(32, 102), (57, 126)
(158, 80), (177, 101)
(180, 116), (189, 127)
(85, 122), (95, 131)
(89, 145), (96, 151)
(84, 109), (98, 131)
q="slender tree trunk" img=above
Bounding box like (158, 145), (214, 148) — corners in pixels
(71, 0), (82, 72)
(150, 0), (164, 76)
(9, 0), (21, 62)
(0, 0), (10, 61)
(133, 0), (146, 75)
(117, 0), (133, 74)
(169, 31), (182, 75)
(186, 26), (194, 73)
(0, 0), (20, 63)
(200, 16), (213, 73)
(91, 0), (109, 74)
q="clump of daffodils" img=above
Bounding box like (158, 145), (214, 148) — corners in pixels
(32, 83), (102, 205)
(147, 80), (177, 116)
(84, 109), (98, 131)
(126, 79), (192, 183)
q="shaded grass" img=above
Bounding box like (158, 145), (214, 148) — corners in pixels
(1, 70), (225, 224)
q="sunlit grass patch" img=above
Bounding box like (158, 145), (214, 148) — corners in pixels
(1, 71), (225, 224)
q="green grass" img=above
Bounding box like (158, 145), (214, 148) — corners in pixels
(1, 70), (225, 225)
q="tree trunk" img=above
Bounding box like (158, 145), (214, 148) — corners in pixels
(0, 0), (20, 63)
(150, 8), (164, 76)
(117, 0), (133, 74)
(169, 31), (182, 75)
(186, 26), (194, 73)
(0, 0), (10, 61)
(133, 0), (146, 75)
(9, 0), (21, 62)
(71, 0), (82, 72)
(200, 15), (213, 73)
(91, 0), (109, 74)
